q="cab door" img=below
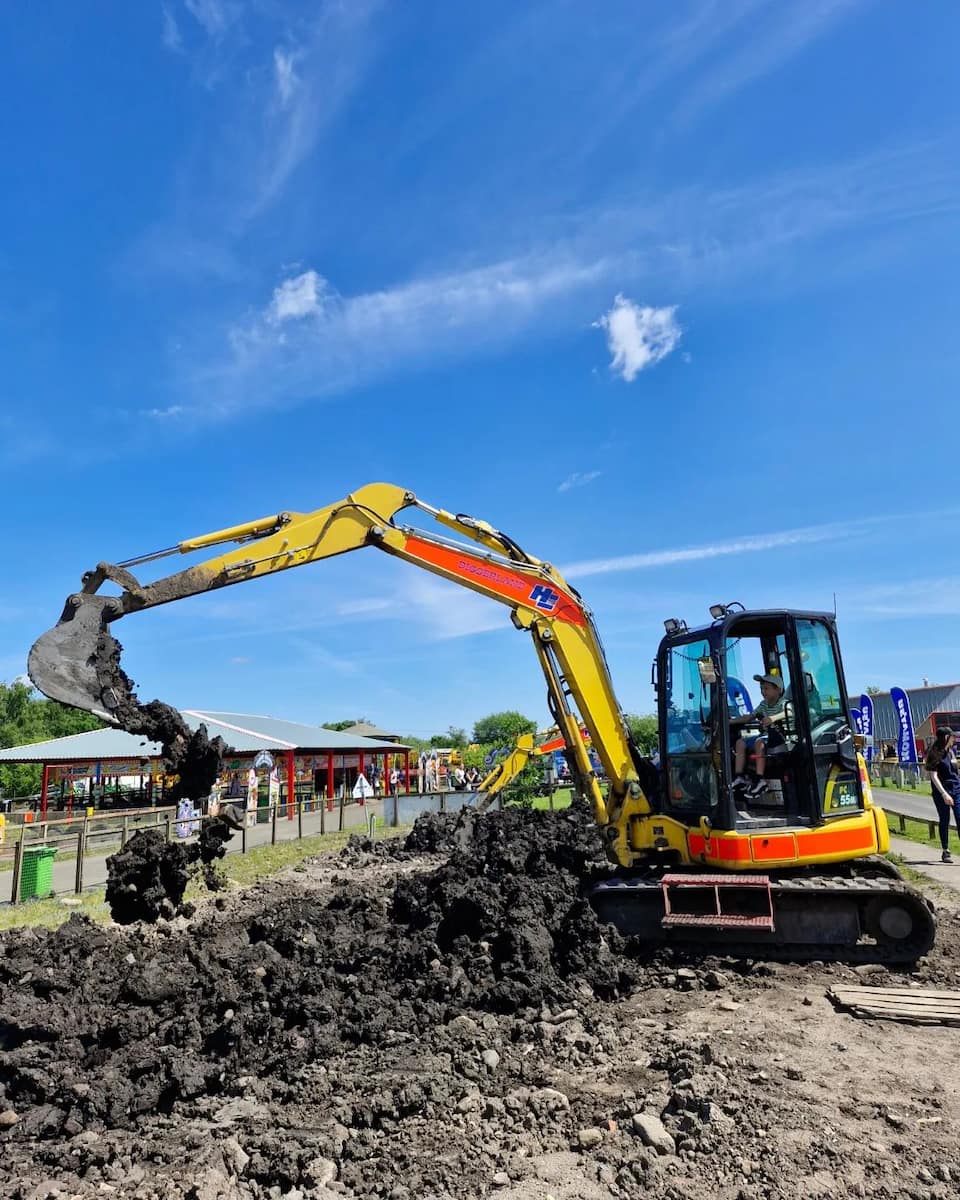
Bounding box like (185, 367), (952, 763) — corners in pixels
(793, 618), (864, 818)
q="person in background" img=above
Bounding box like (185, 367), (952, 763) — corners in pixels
(389, 766), (400, 798)
(465, 765), (479, 788)
(924, 727), (960, 863)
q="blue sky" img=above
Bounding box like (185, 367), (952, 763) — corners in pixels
(3, 0), (960, 739)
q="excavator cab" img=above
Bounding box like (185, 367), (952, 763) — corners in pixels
(656, 608), (864, 834)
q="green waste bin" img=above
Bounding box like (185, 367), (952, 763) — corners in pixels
(20, 846), (58, 901)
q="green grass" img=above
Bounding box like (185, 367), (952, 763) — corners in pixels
(0, 823), (414, 931)
(0, 890), (110, 933)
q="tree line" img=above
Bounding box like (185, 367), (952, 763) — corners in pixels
(0, 680), (103, 799)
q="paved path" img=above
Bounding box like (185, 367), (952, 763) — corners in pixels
(873, 786), (937, 823)
(888, 835), (960, 891)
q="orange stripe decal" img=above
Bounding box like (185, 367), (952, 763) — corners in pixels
(405, 536), (587, 626)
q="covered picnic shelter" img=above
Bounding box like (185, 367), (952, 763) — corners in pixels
(0, 710), (411, 820)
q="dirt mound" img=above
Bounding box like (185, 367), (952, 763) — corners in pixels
(2, 807), (960, 1199)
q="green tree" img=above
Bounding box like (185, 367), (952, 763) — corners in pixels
(471, 710), (536, 747)
(428, 725), (467, 749)
(624, 712), (658, 755)
(0, 681), (103, 799)
(320, 717), (371, 731)
(865, 686), (882, 696)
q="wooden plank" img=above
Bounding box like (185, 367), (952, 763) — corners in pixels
(830, 986), (960, 1002)
(831, 993), (960, 1007)
(835, 998), (960, 1008)
(829, 985), (960, 1025)
(836, 1005), (960, 1020)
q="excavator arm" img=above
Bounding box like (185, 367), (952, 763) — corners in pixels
(29, 483), (651, 828)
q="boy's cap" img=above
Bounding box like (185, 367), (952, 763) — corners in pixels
(754, 673), (784, 692)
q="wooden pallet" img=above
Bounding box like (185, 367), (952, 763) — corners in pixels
(828, 985), (960, 1026)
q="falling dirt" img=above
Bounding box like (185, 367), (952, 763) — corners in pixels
(95, 627), (229, 806)
(2, 806), (960, 1199)
(88, 626), (240, 918)
(104, 814), (239, 924)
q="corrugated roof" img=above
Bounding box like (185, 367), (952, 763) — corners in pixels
(0, 710), (408, 764)
(848, 685), (960, 742)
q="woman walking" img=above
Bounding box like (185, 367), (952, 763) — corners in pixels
(924, 727), (960, 864)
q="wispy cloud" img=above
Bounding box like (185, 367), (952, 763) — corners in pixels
(166, 251), (608, 421)
(674, 0), (863, 126)
(562, 520), (857, 580)
(184, 0), (234, 39)
(161, 5), (183, 52)
(594, 296), (681, 382)
(852, 577), (960, 618)
(558, 471), (602, 493)
(246, 3), (382, 220)
(274, 48), (299, 107)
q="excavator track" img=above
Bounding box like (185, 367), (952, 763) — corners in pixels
(589, 867), (936, 964)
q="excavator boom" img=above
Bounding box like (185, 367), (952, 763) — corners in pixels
(28, 483), (647, 829)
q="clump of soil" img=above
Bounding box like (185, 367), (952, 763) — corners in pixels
(104, 813), (240, 923)
(104, 830), (191, 924)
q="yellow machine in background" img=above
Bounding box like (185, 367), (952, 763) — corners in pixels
(28, 483), (934, 959)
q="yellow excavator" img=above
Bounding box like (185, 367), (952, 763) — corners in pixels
(28, 483), (934, 960)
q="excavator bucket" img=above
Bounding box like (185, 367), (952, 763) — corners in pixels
(27, 594), (129, 723)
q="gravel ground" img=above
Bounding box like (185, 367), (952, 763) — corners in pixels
(2, 806), (959, 1200)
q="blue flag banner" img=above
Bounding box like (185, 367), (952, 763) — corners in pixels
(851, 707), (863, 734)
(889, 687), (917, 764)
(859, 693), (874, 762)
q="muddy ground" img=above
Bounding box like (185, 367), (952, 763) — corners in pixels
(2, 806), (960, 1200)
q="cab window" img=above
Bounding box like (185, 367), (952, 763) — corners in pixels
(796, 619), (845, 737)
(664, 638), (718, 813)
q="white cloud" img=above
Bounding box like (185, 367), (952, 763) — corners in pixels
(267, 270), (328, 323)
(274, 48), (299, 107)
(852, 578), (960, 618)
(145, 404), (186, 420)
(337, 597), (393, 616)
(558, 470), (602, 493)
(562, 520), (856, 580)
(184, 0), (231, 37)
(594, 295), (681, 382)
(674, 0), (862, 126)
(161, 5), (182, 52)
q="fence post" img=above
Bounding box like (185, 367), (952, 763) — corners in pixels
(898, 814), (906, 833)
(241, 821), (247, 854)
(75, 822), (87, 894)
(320, 799), (326, 835)
(10, 838), (23, 905)
(338, 788), (345, 833)
(121, 815), (129, 849)
(271, 802), (278, 846)
(928, 821), (936, 841)
(297, 798), (303, 840)
(368, 814), (376, 842)
(164, 815), (172, 843)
